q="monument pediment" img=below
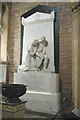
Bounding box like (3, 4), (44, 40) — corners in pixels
(22, 11), (55, 25)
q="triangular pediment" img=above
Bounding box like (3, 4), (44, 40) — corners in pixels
(22, 11), (55, 25)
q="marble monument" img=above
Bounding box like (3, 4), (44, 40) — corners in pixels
(14, 10), (61, 114)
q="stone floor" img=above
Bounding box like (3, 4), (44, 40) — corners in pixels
(24, 111), (54, 119)
(24, 110), (80, 120)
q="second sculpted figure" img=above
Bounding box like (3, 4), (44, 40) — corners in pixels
(18, 36), (50, 72)
(37, 36), (50, 70)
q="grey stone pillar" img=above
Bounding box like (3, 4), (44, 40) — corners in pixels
(71, 2), (80, 109)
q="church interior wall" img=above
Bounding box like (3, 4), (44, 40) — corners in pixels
(7, 2), (72, 99)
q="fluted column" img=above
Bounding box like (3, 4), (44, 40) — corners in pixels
(71, 2), (80, 109)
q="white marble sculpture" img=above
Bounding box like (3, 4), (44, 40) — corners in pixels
(37, 36), (50, 70)
(18, 39), (39, 72)
(14, 11), (61, 114)
(22, 11), (55, 72)
(18, 36), (49, 72)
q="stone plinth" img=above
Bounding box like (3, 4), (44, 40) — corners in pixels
(14, 72), (61, 114)
(1, 101), (26, 118)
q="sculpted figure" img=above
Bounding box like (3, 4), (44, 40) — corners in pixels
(18, 36), (50, 72)
(37, 36), (50, 70)
(25, 39), (39, 70)
(18, 40), (39, 72)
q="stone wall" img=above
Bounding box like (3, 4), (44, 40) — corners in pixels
(7, 2), (72, 98)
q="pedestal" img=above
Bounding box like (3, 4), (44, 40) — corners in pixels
(1, 101), (26, 118)
(14, 72), (61, 114)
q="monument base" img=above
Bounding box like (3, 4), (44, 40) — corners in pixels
(14, 72), (61, 114)
(1, 101), (26, 118)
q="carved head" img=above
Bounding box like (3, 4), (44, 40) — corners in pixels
(32, 40), (39, 47)
(39, 36), (46, 42)
(42, 40), (48, 47)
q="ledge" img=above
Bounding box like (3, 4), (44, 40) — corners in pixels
(0, 61), (7, 65)
(22, 11), (55, 26)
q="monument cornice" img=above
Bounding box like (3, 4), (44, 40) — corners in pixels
(22, 11), (55, 26)
(70, 2), (80, 13)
